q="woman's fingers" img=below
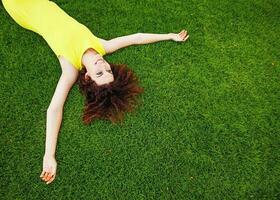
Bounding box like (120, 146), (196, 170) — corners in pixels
(179, 29), (187, 36)
(43, 172), (51, 181)
(40, 171), (46, 178)
(182, 35), (189, 41)
(179, 31), (184, 37)
(45, 173), (53, 182)
(40, 170), (55, 184)
(46, 174), (56, 184)
(183, 35), (189, 41)
(40, 171), (50, 181)
(179, 30), (188, 41)
(43, 172), (50, 181)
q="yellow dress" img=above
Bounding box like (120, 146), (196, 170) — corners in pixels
(2, 0), (106, 70)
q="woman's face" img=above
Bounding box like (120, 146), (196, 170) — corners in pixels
(85, 54), (114, 86)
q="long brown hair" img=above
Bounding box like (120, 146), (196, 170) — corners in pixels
(76, 63), (144, 125)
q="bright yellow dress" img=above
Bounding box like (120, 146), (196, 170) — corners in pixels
(2, 0), (106, 70)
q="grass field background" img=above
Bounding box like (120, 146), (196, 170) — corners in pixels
(0, 0), (279, 199)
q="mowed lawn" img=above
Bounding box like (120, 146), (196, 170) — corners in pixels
(0, 0), (279, 199)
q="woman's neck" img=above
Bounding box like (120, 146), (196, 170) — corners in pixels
(82, 48), (99, 67)
(84, 48), (98, 55)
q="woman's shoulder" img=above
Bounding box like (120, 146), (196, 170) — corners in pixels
(58, 55), (80, 74)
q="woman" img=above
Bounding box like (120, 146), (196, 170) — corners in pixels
(2, 0), (189, 185)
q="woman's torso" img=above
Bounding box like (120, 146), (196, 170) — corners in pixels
(2, 0), (106, 70)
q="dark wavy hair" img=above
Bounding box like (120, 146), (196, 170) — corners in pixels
(76, 63), (144, 125)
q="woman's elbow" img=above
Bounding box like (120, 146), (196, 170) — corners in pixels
(47, 106), (63, 114)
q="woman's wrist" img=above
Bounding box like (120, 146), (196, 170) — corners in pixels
(169, 33), (176, 41)
(44, 153), (55, 158)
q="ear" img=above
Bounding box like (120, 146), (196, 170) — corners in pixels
(85, 72), (90, 81)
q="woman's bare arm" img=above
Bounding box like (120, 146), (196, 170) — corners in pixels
(44, 58), (78, 156)
(138, 29), (189, 44)
(99, 29), (189, 54)
(40, 57), (78, 184)
(44, 74), (75, 157)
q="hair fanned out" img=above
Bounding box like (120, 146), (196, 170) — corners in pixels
(77, 63), (144, 125)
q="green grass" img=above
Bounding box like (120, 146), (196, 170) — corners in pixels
(0, 0), (279, 199)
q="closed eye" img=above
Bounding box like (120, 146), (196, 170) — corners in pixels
(96, 70), (112, 77)
(96, 71), (103, 76)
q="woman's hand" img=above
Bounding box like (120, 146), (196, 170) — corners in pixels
(170, 29), (189, 42)
(40, 155), (57, 184)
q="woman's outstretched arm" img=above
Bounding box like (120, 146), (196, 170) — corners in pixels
(99, 29), (189, 54)
(137, 29), (189, 44)
(40, 57), (78, 184)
